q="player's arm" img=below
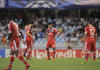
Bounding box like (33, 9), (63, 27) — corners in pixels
(27, 32), (33, 37)
(84, 31), (87, 39)
(19, 29), (24, 40)
(84, 27), (88, 40)
(25, 26), (33, 38)
(7, 32), (12, 43)
(95, 31), (97, 41)
(45, 30), (49, 40)
(55, 29), (61, 39)
(7, 23), (12, 44)
(56, 32), (61, 39)
(95, 34), (97, 42)
(27, 32), (33, 38)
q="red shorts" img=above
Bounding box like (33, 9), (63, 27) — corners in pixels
(26, 36), (33, 48)
(85, 38), (96, 51)
(10, 38), (20, 50)
(46, 40), (56, 48)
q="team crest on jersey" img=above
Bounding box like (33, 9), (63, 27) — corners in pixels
(49, 29), (54, 32)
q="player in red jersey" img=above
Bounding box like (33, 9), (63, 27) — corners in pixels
(83, 20), (97, 63)
(46, 24), (61, 60)
(24, 24), (34, 60)
(4, 19), (30, 70)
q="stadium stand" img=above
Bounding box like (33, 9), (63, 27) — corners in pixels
(0, 9), (100, 49)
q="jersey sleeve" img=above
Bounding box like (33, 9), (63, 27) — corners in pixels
(8, 22), (12, 33)
(46, 29), (49, 33)
(54, 28), (58, 34)
(95, 28), (97, 35)
(85, 27), (88, 33)
(25, 26), (29, 33)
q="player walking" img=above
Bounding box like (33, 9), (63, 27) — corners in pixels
(83, 20), (97, 63)
(4, 20), (30, 70)
(24, 24), (34, 60)
(46, 24), (60, 60)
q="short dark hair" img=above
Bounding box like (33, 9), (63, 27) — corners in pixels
(88, 19), (93, 25)
(48, 23), (52, 25)
(8, 16), (13, 21)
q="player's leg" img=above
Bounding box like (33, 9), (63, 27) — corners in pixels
(52, 41), (56, 60)
(26, 37), (33, 60)
(15, 50), (30, 67)
(93, 51), (96, 61)
(85, 50), (89, 62)
(22, 39), (28, 57)
(4, 50), (15, 70)
(46, 47), (50, 60)
(24, 37), (29, 58)
(15, 38), (30, 70)
(85, 41), (90, 62)
(81, 45), (90, 64)
(92, 40), (96, 61)
(52, 48), (56, 60)
(8, 51), (15, 69)
(21, 41), (27, 57)
(27, 47), (32, 60)
(46, 42), (50, 60)
(24, 48), (28, 57)
(4, 40), (16, 70)
(15, 50), (30, 70)
(26, 39), (33, 60)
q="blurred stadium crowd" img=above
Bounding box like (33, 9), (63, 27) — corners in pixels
(0, 9), (100, 49)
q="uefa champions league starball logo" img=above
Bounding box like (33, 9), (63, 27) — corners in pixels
(24, 0), (57, 8)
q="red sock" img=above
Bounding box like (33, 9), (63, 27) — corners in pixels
(18, 54), (28, 65)
(27, 50), (31, 59)
(85, 53), (89, 62)
(8, 55), (14, 68)
(93, 53), (96, 61)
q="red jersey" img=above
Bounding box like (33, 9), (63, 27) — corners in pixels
(85, 25), (97, 39)
(47, 28), (58, 41)
(8, 21), (20, 40)
(25, 25), (32, 36)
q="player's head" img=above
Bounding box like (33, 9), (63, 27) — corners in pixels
(48, 23), (52, 29)
(88, 19), (93, 26)
(8, 16), (13, 22)
(29, 24), (34, 28)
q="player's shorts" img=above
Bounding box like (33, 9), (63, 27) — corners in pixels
(46, 40), (56, 48)
(85, 38), (96, 51)
(26, 36), (33, 48)
(10, 38), (20, 51)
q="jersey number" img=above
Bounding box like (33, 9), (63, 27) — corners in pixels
(89, 29), (95, 37)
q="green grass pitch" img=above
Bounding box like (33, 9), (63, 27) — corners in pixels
(0, 58), (100, 70)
